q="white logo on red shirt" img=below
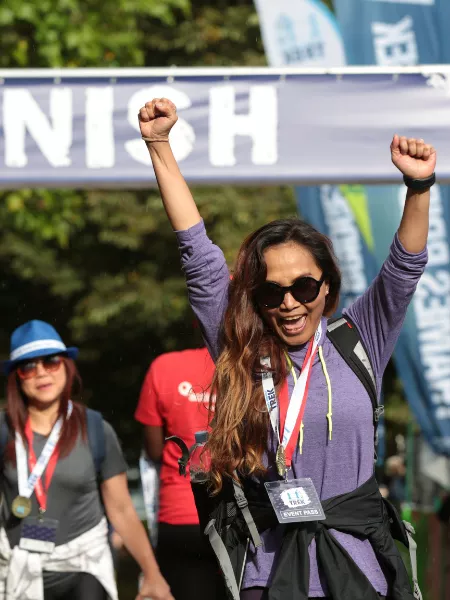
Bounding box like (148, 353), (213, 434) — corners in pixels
(178, 381), (216, 404)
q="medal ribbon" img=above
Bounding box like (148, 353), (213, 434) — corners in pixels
(261, 356), (280, 442)
(262, 322), (322, 469)
(25, 422), (59, 512)
(15, 401), (72, 511)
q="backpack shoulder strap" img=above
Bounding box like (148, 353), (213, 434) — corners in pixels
(326, 315), (384, 441)
(0, 413), (9, 461)
(86, 408), (106, 479)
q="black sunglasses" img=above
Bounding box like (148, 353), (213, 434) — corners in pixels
(255, 274), (326, 309)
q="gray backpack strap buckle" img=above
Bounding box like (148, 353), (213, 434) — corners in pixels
(403, 520), (423, 600)
(374, 406), (385, 422)
(232, 475), (262, 548)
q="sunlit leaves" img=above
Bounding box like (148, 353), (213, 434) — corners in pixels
(0, 0), (189, 68)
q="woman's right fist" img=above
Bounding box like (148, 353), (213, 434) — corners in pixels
(138, 98), (178, 142)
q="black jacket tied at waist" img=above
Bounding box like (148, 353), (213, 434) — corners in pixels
(193, 474), (418, 600)
(267, 475), (414, 600)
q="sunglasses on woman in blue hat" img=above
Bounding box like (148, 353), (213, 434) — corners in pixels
(0, 320), (173, 600)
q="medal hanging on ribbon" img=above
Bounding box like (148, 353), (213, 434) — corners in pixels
(275, 445), (286, 478)
(262, 323), (322, 479)
(11, 495), (32, 519)
(13, 401), (72, 519)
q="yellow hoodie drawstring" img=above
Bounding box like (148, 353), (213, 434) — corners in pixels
(319, 346), (333, 442)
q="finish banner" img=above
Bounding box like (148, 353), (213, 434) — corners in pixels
(0, 69), (450, 188)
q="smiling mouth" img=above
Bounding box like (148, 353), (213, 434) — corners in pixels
(280, 314), (307, 335)
(36, 383), (52, 390)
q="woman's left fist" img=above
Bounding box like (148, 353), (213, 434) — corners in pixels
(391, 134), (436, 179)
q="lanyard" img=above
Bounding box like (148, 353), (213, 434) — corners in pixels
(262, 322), (322, 470)
(15, 401), (72, 512)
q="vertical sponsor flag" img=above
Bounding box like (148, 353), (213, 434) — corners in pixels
(295, 185), (378, 311)
(366, 184), (450, 456)
(254, 0), (379, 311)
(334, 0), (441, 66)
(436, 0), (450, 62)
(333, 0), (450, 456)
(254, 0), (345, 67)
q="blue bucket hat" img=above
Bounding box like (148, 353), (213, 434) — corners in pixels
(3, 320), (78, 374)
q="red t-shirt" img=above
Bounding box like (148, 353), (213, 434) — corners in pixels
(135, 348), (214, 525)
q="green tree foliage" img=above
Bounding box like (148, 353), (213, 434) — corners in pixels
(0, 0), (267, 68)
(0, 0), (190, 67)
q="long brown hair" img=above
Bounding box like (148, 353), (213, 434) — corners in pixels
(5, 357), (87, 463)
(208, 218), (341, 492)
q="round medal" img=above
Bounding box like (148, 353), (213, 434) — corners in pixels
(11, 495), (32, 519)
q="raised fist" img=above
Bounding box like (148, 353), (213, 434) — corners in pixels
(391, 135), (436, 179)
(138, 98), (178, 142)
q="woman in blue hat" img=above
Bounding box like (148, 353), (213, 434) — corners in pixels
(0, 320), (174, 600)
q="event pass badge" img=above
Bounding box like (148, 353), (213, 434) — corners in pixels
(19, 516), (59, 554)
(265, 478), (325, 523)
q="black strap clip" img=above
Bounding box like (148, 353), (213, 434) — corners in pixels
(165, 436), (191, 477)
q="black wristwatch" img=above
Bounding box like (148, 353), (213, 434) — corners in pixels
(403, 172), (436, 191)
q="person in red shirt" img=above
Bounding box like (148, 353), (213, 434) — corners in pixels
(135, 347), (224, 600)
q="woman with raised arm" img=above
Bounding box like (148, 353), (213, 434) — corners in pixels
(139, 98), (435, 600)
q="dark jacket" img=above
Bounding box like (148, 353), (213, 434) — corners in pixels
(193, 474), (418, 600)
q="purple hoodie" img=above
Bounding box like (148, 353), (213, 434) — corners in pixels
(176, 220), (427, 596)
